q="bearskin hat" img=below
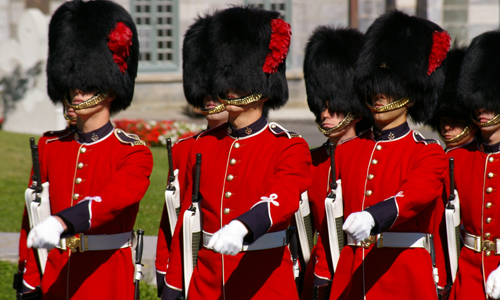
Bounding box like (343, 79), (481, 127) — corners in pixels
(457, 31), (500, 113)
(182, 14), (214, 108)
(355, 10), (450, 124)
(427, 46), (468, 131)
(47, 0), (139, 115)
(209, 6), (290, 109)
(304, 26), (370, 122)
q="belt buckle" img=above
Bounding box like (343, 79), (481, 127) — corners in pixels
(66, 235), (81, 253)
(482, 240), (495, 252)
(362, 235), (376, 249)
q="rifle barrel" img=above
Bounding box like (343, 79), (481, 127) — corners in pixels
(449, 158), (455, 201)
(192, 154), (202, 203)
(134, 229), (145, 300)
(166, 139), (175, 185)
(328, 142), (337, 190)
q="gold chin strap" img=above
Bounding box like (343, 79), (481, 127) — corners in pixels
(219, 93), (263, 106)
(438, 125), (472, 144)
(200, 104), (226, 115)
(472, 112), (500, 128)
(63, 109), (77, 124)
(316, 112), (355, 136)
(366, 97), (410, 113)
(63, 92), (108, 110)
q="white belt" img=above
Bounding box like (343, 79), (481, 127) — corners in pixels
(347, 232), (432, 252)
(203, 229), (288, 252)
(57, 231), (135, 253)
(464, 231), (500, 255)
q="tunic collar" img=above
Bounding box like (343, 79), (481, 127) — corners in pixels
(480, 140), (500, 154)
(227, 115), (267, 138)
(75, 121), (114, 143)
(372, 122), (410, 141)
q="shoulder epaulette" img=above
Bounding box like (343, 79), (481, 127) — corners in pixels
(268, 122), (302, 139)
(114, 129), (146, 146)
(44, 127), (75, 143)
(413, 131), (440, 146)
(176, 131), (202, 144)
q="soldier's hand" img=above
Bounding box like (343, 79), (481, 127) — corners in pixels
(487, 266), (500, 299)
(207, 220), (248, 256)
(27, 216), (64, 249)
(342, 211), (375, 242)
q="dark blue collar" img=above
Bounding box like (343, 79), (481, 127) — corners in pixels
(372, 122), (410, 141)
(480, 140), (500, 154)
(227, 115), (267, 138)
(76, 121), (114, 143)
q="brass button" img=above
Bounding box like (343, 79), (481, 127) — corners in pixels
(117, 129), (122, 133)
(486, 217), (492, 224)
(225, 191), (232, 198)
(271, 124), (276, 128)
(489, 157), (495, 163)
(486, 187), (493, 194)
(486, 202), (493, 209)
(80, 147), (87, 153)
(72, 193), (79, 200)
(371, 159), (378, 165)
(365, 190), (372, 196)
(376, 145), (382, 151)
(485, 232), (491, 238)
(77, 163), (84, 169)
(488, 172), (495, 179)
(230, 159), (237, 166)
(234, 142), (240, 149)
(367, 174), (374, 180)
(223, 208), (230, 215)
(227, 174), (234, 181)
(75, 178), (82, 184)
(486, 251), (492, 257)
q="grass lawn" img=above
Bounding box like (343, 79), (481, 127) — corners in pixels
(0, 130), (169, 235)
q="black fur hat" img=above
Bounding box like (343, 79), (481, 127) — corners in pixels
(458, 31), (500, 113)
(182, 14), (213, 108)
(304, 26), (370, 122)
(355, 10), (450, 124)
(209, 6), (290, 109)
(427, 46), (468, 131)
(47, 0), (139, 114)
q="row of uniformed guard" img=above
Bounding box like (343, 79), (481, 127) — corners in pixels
(13, 1), (500, 300)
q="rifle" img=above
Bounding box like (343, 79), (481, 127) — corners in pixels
(182, 153), (202, 298)
(324, 142), (344, 273)
(444, 157), (461, 284)
(287, 226), (300, 291)
(165, 138), (181, 236)
(134, 229), (145, 300)
(30, 138), (43, 194)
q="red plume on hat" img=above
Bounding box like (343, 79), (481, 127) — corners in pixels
(108, 22), (133, 74)
(428, 31), (451, 75)
(263, 19), (291, 74)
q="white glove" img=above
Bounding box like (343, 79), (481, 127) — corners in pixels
(342, 211), (375, 242)
(27, 216), (64, 249)
(206, 220), (249, 256)
(487, 266), (500, 299)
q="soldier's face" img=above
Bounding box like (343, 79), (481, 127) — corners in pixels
(370, 93), (408, 127)
(475, 108), (500, 134)
(203, 95), (228, 124)
(69, 89), (113, 118)
(320, 107), (349, 138)
(439, 117), (466, 139)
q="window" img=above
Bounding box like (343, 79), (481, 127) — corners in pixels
(131, 0), (179, 72)
(244, 0), (291, 23)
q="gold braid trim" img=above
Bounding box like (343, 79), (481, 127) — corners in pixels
(366, 97), (410, 113)
(316, 112), (355, 136)
(219, 93), (263, 106)
(63, 92), (108, 110)
(472, 112), (500, 128)
(438, 125), (472, 144)
(200, 104), (226, 115)
(63, 107), (77, 123)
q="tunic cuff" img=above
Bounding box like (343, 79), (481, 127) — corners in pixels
(365, 197), (398, 235)
(56, 199), (91, 235)
(236, 202), (271, 243)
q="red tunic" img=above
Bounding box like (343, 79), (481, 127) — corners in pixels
(155, 134), (198, 276)
(165, 117), (312, 299)
(22, 122), (153, 299)
(330, 122), (447, 300)
(449, 140), (500, 300)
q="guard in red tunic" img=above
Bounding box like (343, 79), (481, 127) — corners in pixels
(162, 6), (311, 300)
(299, 26), (369, 300)
(20, 1), (153, 299)
(154, 14), (228, 296)
(329, 11), (450, 300)
(448, 31), (500, 300)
